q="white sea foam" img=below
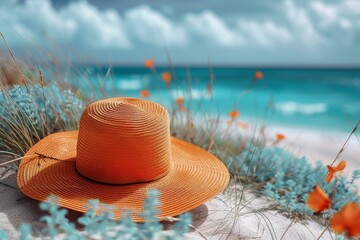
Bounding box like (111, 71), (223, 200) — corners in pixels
(117, 79), (143, 90)
(276, 102), (327, 115)
(170, 89), (212, 99)
(335, 79), (360, 87)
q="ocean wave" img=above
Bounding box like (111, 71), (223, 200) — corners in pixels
(171, 89), (212, 100)
(333, 79), (360, 88)
(344, 105), (360, 115)
(117, 79), (143, 90)
(276, 102), (327, 115)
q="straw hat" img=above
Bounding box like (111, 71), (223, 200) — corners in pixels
(17, 98), (229, 221)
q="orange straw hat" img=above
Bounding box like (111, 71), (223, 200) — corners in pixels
(17, 97), (229, 221)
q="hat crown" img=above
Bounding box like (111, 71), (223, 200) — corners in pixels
(76, 98), (172, 184)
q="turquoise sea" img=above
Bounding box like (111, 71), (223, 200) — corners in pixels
(78, 66), (360, 132)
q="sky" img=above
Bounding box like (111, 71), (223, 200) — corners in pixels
(0, 0), (360, 65)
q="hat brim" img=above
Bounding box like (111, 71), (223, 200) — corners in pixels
(17, 131), (229, 222)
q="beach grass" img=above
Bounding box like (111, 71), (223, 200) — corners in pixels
(0, 43), (359, 239)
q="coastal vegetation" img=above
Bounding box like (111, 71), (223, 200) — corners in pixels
(0, 50), (359, 239)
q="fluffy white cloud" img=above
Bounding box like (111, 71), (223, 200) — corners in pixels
(284, 0), (324, 46)
(310, 2), (338, 26)
(124, 5), (188, 46)
(61, 1), (130, 49)
(0, 0), (131, 49)
(0, 0), (359, 63)
(184, 10), (243, 47)
(309, 0), (360, 45)
(1, 1), (299, 50)
(237, 20), (292, 47)
(344, 0), (360, 14)
(311, 0), (360, 28)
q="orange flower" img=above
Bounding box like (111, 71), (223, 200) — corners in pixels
(229, 110), (240, 120)
(162, 72), (171, 85)
(275, 133), (286, 141)
(144, 59), (155, 69)
(326, 160), (346, 183)
(307, 185), (331, 213)
(179, 105), (186, 112)
(140, 90), (150, 98)
(330, 202), (360, 238)
(226, 121), (247, 128)
(176, 97), (184, 105)
(254, 71), (263, 80)
(237, 121), (248, 129)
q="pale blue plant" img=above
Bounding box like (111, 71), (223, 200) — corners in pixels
(172, 212), (192, 237)
(352, 170), (360, 180)
(335, 235), (346, 240)
(0, 84), (84, 155)
(140, 189), (162, 239)
(229, 144), (360, 217)
(39, 195), (83, 239)
(18, 224), (31, 240)
(0, 190), (192, 240)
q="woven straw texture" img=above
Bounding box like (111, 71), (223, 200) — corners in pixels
(17, 98), (229, 222)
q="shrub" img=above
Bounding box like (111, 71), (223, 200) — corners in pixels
(0, 190), (192, 240)
(0, 84), (84, 156)
(228, 144), (360, 217)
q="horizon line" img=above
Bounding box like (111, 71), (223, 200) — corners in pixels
(66, 62), (360, 69)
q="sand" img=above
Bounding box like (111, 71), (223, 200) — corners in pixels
(0, 173), (334, 240)
(266, 125), (360, 188)
(185, 190), (333, 239)
(0, 127), (358, 239)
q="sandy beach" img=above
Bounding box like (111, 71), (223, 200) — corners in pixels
(0, 125), (358, 239)
(267, 126), (360, 188)
(1, 0), (359, 238)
